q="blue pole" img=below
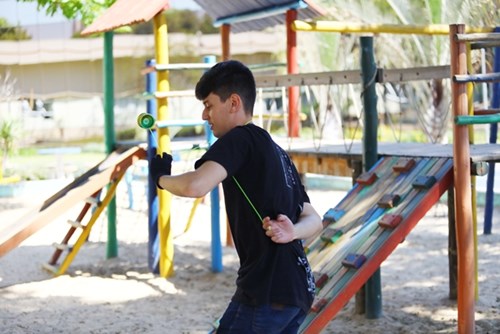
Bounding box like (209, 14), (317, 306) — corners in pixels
(484, 27), (500, 235)
(146, 59), (160, 272)
(203, 55), (223, 273)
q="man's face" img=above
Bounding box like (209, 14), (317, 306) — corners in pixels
(201, 93), (233, 138)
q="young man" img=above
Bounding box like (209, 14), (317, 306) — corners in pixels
(150, 60), (322, 333)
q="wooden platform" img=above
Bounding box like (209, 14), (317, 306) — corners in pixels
(299, 156), (454, 333)
(283, 141), (500, 177)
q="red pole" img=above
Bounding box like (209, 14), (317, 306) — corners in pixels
(286, 9), (300, 137)
(449, 23), (475, 334)
(221, 24), (231, 61)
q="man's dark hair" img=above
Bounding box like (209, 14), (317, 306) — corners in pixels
(195, 60), (256, 115)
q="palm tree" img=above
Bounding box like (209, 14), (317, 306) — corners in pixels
(0, 119), (18, 180)
(309, 0), (498, 143)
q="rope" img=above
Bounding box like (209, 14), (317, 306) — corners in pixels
(232, 176), (263, 223)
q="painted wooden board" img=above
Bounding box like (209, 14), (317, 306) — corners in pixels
(0, 146), (147, 257)
(299, 157), (453, 333)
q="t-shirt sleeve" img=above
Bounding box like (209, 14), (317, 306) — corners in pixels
(194, 127), (251, 177)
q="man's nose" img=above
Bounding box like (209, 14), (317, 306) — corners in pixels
(201, 109), (208, 120)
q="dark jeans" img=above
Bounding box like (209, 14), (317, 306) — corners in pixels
(215, 301), (306, 334)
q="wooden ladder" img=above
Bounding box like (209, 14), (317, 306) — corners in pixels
(42, 171), (126, 276)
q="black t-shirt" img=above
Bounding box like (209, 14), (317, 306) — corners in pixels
(195, 123), (315, 312)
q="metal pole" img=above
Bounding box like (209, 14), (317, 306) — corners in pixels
(146, 59), (160, 273)
(221, 24), (230, 61)
(483, 26), (500, 234)
(450, 23), (475, 334)
(203, 55), (223, 273)
(286, 9), (300, 137)
(360, 35), (381, 319)
(154, 12), (174, 278)
(103, 31), (118, 258)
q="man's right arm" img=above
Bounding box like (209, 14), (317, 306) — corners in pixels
(157, 160), (227, 198)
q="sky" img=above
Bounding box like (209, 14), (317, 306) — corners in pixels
(0, 0), (201, 26)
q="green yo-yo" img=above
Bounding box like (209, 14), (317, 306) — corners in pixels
(137, 113), (156, 129)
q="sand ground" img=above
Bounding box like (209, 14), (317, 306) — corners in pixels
(1, 175), (499, 333)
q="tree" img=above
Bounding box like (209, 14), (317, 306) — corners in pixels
(0, 71), (20, 179)
(132, 9), (218, 35)
(0, 18), (31, 40)
(19, 0), (116, 25)
(313, 0), (499, 144)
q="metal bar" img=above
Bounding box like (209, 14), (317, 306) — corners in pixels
(156, 63), (212, 71)
(454, 72), (500, 83)
(455, 114), (500, 125)
(379, 65), (450, 82)
(293, 20), (493, 35)
(484, 27), (500, 235)
(156, 119), (205, 128)
(255, 65), (450, 89)
(255, 70), (362, 88)
(455, 32), (500, 42)
(474, 108), (500, 115)
(470, 41), (500, 50)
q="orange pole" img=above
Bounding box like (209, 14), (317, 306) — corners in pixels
(286, 9), (300, 137)
(221, 24), (231, 61)
(220, 23), (234, 247)
(449, 24), (475, 334)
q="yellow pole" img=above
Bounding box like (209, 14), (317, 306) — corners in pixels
(292, 20), (493, 35)
(153, 12), (174, 278)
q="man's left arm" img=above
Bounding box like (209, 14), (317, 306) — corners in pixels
(263, 203), (322, 244)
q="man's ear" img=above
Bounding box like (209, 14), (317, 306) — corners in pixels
(229, 93), (242, 112)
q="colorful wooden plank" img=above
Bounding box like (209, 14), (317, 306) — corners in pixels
(299, 158), (454, 333)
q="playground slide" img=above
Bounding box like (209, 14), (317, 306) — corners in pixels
(0, 146), (147, 258)
(299, 156), (454, 333)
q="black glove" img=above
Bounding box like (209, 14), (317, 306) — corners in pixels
(149, 152), (173, 189)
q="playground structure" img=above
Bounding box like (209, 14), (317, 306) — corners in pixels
(0, 146), (146, 261)
(0, 0), (499, 332)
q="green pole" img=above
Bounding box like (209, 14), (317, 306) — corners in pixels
(360, 35), (381, 319)
(103, 31), (117, 258)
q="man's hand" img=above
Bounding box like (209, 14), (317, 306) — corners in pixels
(262, 214), (295, 244)
(149, 152), (173, 189)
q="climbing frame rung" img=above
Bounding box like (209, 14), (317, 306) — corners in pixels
(356, 171), (377, 185)
(378, 213), (403, 229)
(377, 194), (401, 208)
(52, 242), (71, 251)
(85, 196), (100, 205)
(311, 298), (328, 313)
(313, 272), (329, 289)
(41, 263), (59, 274)
(392, 158), (416, 173)
(320, 227), (343, 244)
(323, 208), (345, 225)
(67, 219), (84, 229)
(412, 175), (437, 189)
(342, 253), (367, 269)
